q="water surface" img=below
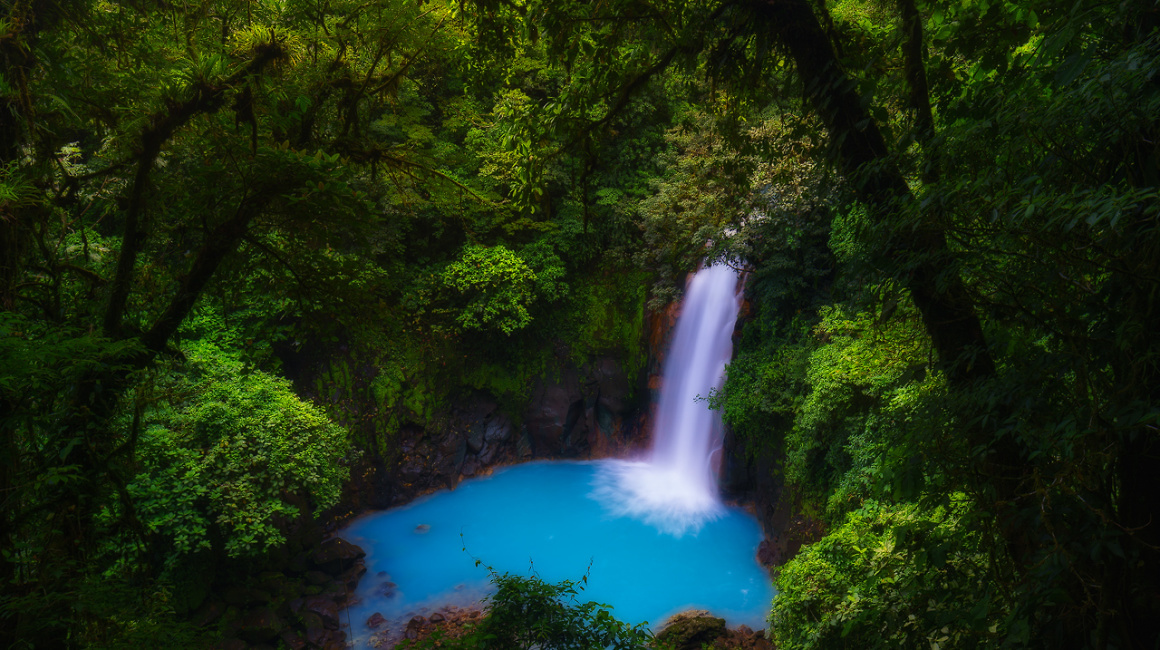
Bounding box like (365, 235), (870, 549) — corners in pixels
(341, 460), (774, 646)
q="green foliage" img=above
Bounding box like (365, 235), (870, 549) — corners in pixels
(403, 569), (656, 650)
(771, 500), (1004, 650)
(102, 343), (350, 566)
(439, 244), (542, 335)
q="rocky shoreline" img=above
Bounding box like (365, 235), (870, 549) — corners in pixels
(352, 604), (774, 650)
(248, 295), (798, 649)
(204, 537), (368, 650)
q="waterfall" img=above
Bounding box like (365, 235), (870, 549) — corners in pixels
(592, 263), (743, 536)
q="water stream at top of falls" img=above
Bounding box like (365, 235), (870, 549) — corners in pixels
(592, 262), (742, 536)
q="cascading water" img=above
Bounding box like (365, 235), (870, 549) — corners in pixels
(591, 263), (743, 536)
(339, 262), (770, 645)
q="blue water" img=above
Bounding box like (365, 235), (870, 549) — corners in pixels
(340, 460), (774, 646)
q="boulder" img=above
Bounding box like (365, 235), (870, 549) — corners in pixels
(373, 580), (398, 598)
(366, 612), (387, 629)
(311, 537), (365, 574)
(305, 626), (345, 650)
(304, 570), (331, 586)
(404, 615), (427, 640)
(223, 585), (272, 607)
(484, 414), (512, 443)
(461, 457), (480, 477)
(235, 607), (283, 644)
(280, 630), (308, 650)
(654, 610), (727, 650)
(298, 595), (340, 630)
(339, 561), (367, 592)
(478, 441), (497, 465)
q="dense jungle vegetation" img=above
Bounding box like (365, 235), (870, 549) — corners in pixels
(2, 0), (1159, 647)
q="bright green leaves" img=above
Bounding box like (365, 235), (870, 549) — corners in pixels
(112, 346), (350, 563)
(785, 299), (942, 516)
(772, 501), (1002, 650)
(405, 569), (654, 649)
(440, 244), (540, 335)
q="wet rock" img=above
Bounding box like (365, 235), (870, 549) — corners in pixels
(655, 610), (727, 650)
(301, 584), (323, 596)
(467, 424), (485, 453)
(320, 582), (351, 605)
(305, 626), (345, 650)
(404, 615), (427, 640)
(708, 626), (773, 650)
(461, 457), (480, 477)
(299, 595), (340, 630)
(223, 585), (272, 607)
(311, 537), (365, 574)
(429, 611), (446, 623)
(524, 369), (583, 456)
(304, 570), (331, 586)
(484, 414), (512, 443)
(756, 539), (776, 567)
(235, 607), (283, 644)
(373, 580), (398, 598)
(594, 357), (633, 415)
(339, 562), (367, 591)
(516, 427), (533, 458)
(367, 612), (387, 629)
(279, 630), (307, 650)
(478, 440), (497, 465)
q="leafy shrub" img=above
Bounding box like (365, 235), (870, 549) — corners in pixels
(101, 344), (351, 568)
(440, 244), (541, 335)
(403, 569), (656, 650)
(771, 500), (1004, 650)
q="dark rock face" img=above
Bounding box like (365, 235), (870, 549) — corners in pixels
(348, 349), (651, 511)
(312, 537), (366, 574)
(720, 409), (824, 567)
(299, 595), (341, 630)
(207, 535), (366, 649)
(235, 607), (283, 644)
(655, 610), (728, 650)
(718, 297), (825, 568)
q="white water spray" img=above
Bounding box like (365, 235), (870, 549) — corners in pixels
(592, 263), (743, 536)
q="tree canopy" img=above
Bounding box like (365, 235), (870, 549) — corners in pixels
(3, 0), (1159, 647)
